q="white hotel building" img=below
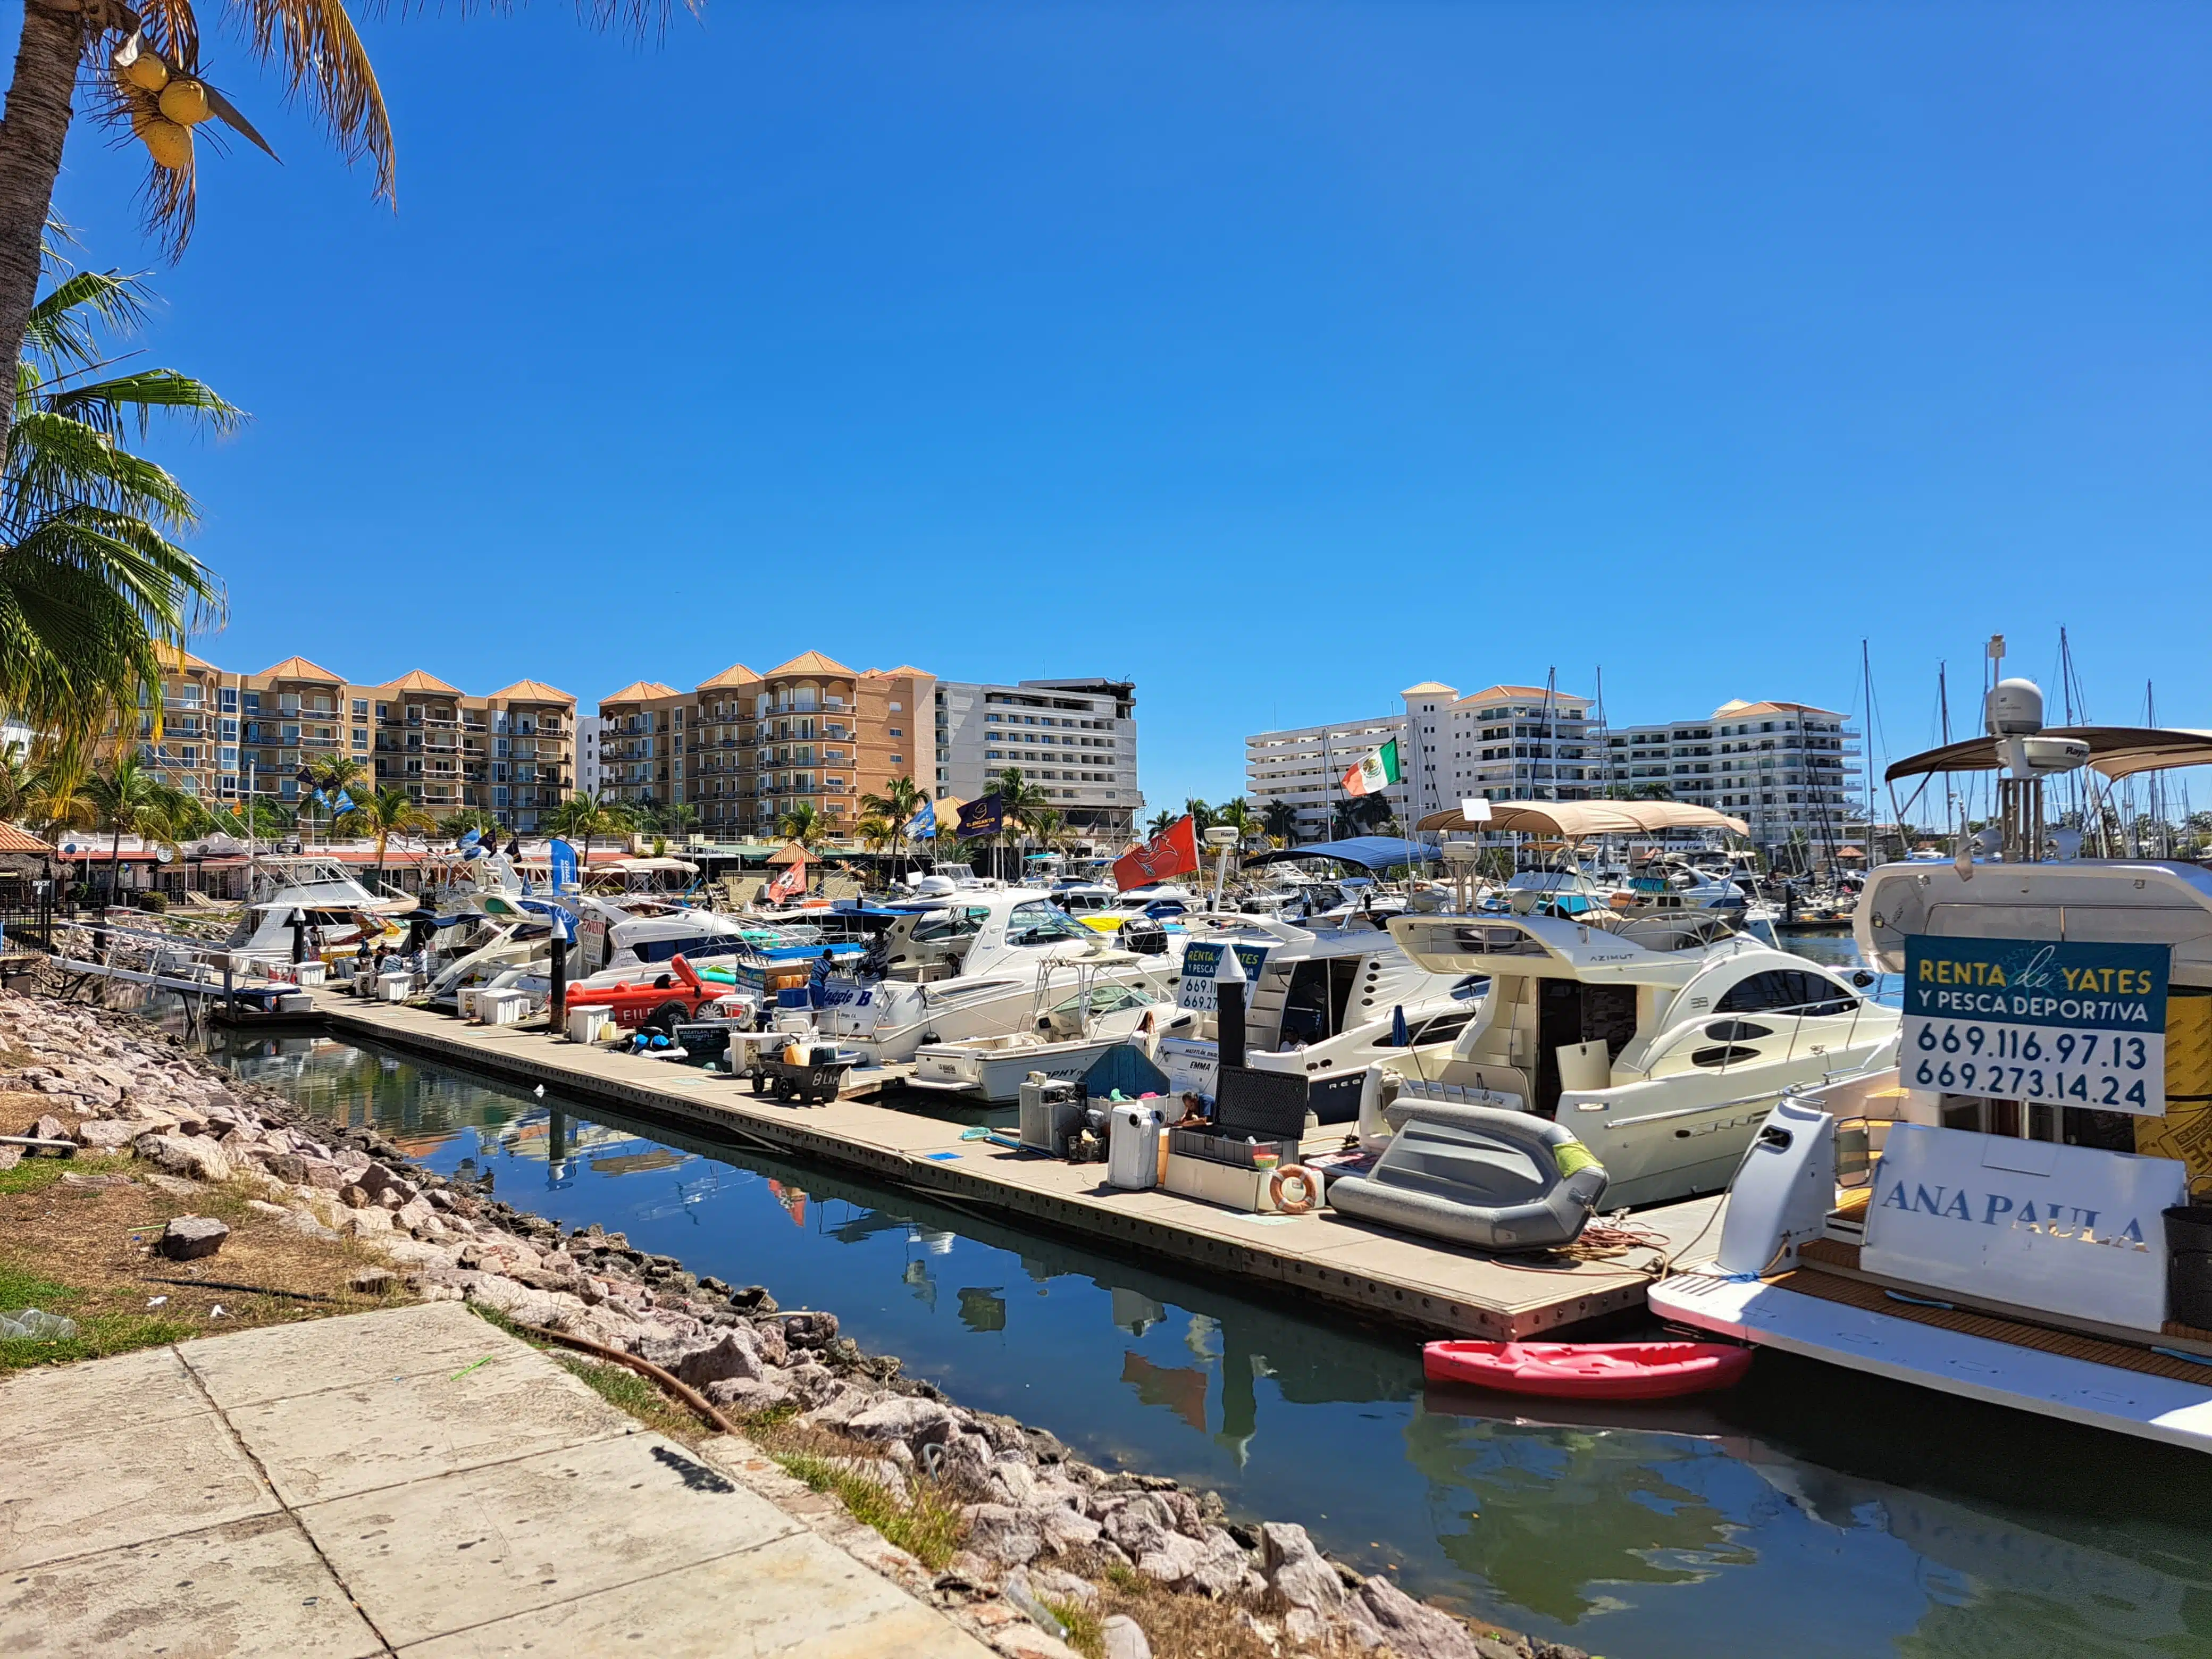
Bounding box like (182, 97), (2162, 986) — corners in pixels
(1250, 681), (1860, 857)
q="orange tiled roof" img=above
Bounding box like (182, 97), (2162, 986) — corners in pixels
(0, 822), (54, 854)
(765, 651), (855, 679)
(258, 655), (346, 683)
(696, 664), (761, 690)
(381, 669), (462, 695)
(600, 681), (681, 705)
(487, 679), (574, 703)
(1455, 684), (1590, 706)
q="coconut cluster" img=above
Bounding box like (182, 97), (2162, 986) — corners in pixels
(114, 39), (213, 172)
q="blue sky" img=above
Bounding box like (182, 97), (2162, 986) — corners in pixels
(33, 1), (2212, 814)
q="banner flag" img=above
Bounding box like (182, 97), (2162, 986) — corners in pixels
(549, 838), (579, 893)
(904, 800), (937, 841)
(1341, 738), (1402, 799)
(957, 793), (1005, 839)
(1113, 815), (1200, 891)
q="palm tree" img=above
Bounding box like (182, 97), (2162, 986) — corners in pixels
(0, 738), (33, 822)
(1261, 799), (1298, 848)
(82, 749), (173, 903)
(1184, 797), (1216, 833)
(438, 807), (501, 842)
(859, 774), (924, 878)
(0, 263), (235, 749)
(546, 791), (630, 865)
(656, 800), (699, 840)
(1146, 809), (1177, 838)
(776, 801), (828, 854)
(0, 0), (687, 464)
(304, 753), (366, 845)
(339, 786), (434, 895)
(1213, 798), (1256, 846)
(990, 767), (1051, 881)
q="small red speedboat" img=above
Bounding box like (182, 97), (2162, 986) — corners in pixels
(1423, 1339), (1753, 1401)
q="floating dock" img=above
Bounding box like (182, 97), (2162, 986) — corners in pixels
(311, 992), (1721, 1342)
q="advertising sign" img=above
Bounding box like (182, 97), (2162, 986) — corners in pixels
(1862, 1122), (2187, 1330)
(1175, 941), (1271, 1012)
(1902, 935), (2170, 1116)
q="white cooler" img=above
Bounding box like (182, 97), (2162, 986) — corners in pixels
(457, 988), (482, 1022)
(1107, 1102), (1164, 1191)
(378, 972), (413, 1003)
(292, 960), (328, 987)
(481, 989), (531, 1027)
(566, 1004), (613, 1044)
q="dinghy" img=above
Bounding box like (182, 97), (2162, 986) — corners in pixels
(1421, 1339), (1753, 1401)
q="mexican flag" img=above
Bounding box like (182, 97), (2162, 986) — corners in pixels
(1341, 738), (1401, 798)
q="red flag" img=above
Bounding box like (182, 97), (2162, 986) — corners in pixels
(1113, 815), (1200, 891)
(767, 859), (805, 902)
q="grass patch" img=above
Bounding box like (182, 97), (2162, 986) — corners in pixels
(773, 1448), (966, 1569)
(557, 1354), (706, 1443)
(1045, 1597), (1104, 1659)
(0, 1158), (406, 1377)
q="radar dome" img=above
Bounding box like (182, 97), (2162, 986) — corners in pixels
(1984, 677), (2045, 737)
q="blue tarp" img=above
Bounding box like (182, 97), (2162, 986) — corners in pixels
(1245, 836), (1444, 870)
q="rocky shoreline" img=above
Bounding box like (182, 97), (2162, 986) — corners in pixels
(0, 986), (1589, 1659)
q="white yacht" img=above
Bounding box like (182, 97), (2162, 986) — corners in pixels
(812, 890), (1183, 1064)
(223, 857), (409, 966)
(1384, 907), (1898, 1206)
(908, 967), (1199, 1101)
(1655, 675), (2212, 1452)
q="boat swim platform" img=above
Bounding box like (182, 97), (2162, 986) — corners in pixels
(308, 992), (1722, 1342)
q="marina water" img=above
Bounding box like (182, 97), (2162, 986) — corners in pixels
(165, 947), (2212, 1658)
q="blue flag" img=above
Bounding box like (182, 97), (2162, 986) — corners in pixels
(549, 837), (579, 893)
(331, 790), (355, 816)
(458, 828), (481, 849)
(312, 787), (329, 807)
(904, 800), (936, 841)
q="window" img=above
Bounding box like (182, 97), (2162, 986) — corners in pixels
(351, 699), (368, 716)
(1714, 970), (1855, 1017)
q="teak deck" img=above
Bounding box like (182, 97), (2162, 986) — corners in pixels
(311, 992), (1722, 1340)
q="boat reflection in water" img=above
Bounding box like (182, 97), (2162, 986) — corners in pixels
(208, 1025), (2212, 1659)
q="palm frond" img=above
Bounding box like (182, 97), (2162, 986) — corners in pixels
(228, 0), (396, 199)
(22, 269), (153, 370)
(45, 368), (247, 442)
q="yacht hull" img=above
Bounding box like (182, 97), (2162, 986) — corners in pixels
(1650, 1271), (2212, 1455)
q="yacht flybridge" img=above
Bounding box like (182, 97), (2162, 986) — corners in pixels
(1654, 670), (2212, 1452)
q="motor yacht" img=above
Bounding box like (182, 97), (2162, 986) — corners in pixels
(811, 889), (1183, 1065)
(908, 966), (1199, 1101)
(1654, 674), (2212, 1452)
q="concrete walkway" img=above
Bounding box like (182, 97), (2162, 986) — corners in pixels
(0, 1302), (996, 1658)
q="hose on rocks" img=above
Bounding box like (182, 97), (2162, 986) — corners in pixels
(520, 1321), (742, 1437)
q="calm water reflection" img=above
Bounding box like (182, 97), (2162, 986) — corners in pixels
(196, 1018), (2212, 1659)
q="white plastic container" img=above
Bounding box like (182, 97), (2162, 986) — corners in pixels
(292, 960), (328, 988)
(378, 972), (413, 1003)
(457, 987), (482, 1023)
(1107, 1102), (1164, 1191)
(566, 1004), (613, 1044)
(274, 992), (315, 1015)
(482, 990), (531, 1027)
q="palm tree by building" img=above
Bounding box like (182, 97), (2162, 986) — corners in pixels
(1261, 799), (1298, 848)
(776, 801), (829, 854)
(859, 775), (924, 878)
(1184, 798), (1216, 833)
(339, 786), (434, 895)
(303, 754), (366, 846)
(0, 265), (234, 750)
(1146, 809), (1177, 838)
(990, 767), (1051, 881)
(83, 750), (178, 903)
(546, 791), (630, 865)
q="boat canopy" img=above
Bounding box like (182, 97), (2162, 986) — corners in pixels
(1884, 726), (2212, 783)
(1410, 800), (1749, 837)
(1246, 836), (1445, 870)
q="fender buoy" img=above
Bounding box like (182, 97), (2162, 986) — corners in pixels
(1270, 1163), (1322, 1214)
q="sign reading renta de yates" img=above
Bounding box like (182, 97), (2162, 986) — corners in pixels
(1903, 935), (2170, 1116)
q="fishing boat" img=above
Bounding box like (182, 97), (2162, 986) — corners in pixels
(908, 965), (1197, 1101)
(1653, 669), (2212, 1452)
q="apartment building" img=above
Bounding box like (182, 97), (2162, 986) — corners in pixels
(1250, 680), (1856, 854)
(136, 651), (576, 831)
(592, 653), (936, 843)
(1603, 700), (1859, 852)
(576, 715), (605, 796)
(1243, 710), (1411, 843)
(934, 677), (1141, 846)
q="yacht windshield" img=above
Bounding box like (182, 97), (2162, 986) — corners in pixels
(1008, 901), (1091, 945)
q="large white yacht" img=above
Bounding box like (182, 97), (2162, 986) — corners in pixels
(1655, 672), (2212, 1452)
(813, 889), (1183, 1063)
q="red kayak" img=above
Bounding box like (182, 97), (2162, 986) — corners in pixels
(1423, 1339), (1753, 1401)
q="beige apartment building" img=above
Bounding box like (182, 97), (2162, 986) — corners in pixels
(595, 653), (935, 843)
(139, 650), (576, 831)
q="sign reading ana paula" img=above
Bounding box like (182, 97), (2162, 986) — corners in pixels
(1902, 935), (2170, 1117)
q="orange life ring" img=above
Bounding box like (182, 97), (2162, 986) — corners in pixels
(1270, 1163), (1322, 1214)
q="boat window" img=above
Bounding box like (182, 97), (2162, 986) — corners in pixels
(1008, 901), (1089, 945)
(1690, 1044), (1760, 1068)
(1384, 1010), (1474, 1048)
(1702, 1019), (1772, 1042)
(1713, 969), (1856, 1017)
